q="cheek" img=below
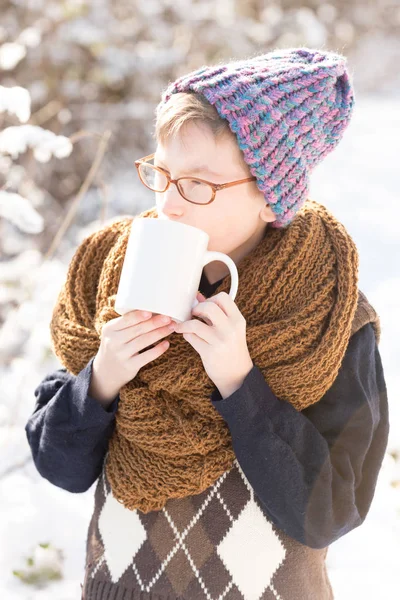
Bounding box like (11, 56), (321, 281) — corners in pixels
(201, 196), (251, 246)
(210, 224), (244, 252)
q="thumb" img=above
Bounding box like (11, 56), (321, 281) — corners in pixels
(196, 291), (206, 302)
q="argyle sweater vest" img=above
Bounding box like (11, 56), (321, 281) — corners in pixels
(81, 456), (333, 600)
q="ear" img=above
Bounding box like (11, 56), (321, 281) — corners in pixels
(260, 203), (277, 223)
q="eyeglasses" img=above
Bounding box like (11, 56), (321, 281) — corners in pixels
(134, 152), (257, 205)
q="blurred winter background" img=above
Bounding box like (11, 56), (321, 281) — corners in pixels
(0, 0), (399, 598)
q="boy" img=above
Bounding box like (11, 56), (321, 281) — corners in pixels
(26, 47), (389, 600)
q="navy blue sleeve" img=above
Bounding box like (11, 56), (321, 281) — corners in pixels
(25, 356), (119, 493)
(210, 323), (390, 549)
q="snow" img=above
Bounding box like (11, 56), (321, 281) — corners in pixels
(0, 43), (27, 71)
(0, 125), (73, 162)
(0, 191), (44, 234)
(0, 85), (31, 123)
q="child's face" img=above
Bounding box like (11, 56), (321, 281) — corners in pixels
(154, 121), (276, 281)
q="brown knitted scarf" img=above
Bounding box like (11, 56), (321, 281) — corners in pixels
(50, 199), (381, 513)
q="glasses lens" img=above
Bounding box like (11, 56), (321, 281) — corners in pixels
(139, 164), (168, 192)
(178, 178), (213, 204)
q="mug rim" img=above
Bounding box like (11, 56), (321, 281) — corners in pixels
(136, 216), (210, 241)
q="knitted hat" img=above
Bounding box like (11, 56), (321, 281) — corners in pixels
(157, 47), (355, 228)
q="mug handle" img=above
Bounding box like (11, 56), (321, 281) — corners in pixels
(191, 251), (239, 309)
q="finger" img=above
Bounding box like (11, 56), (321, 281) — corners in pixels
(174, 319), (213, 344)
(132, 338), (170, 368)
(113, 310), (153, 331)
(191, 299), (224, 327)
(180, 331), (208, 354)
(203, 291), (238, 319)
(126, 322), (174, 355)
(117, 314), (172, 344)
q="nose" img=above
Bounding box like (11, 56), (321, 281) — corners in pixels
(157, 184), (186, 216)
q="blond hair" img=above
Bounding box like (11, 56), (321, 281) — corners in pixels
(154, 91), (233, 143)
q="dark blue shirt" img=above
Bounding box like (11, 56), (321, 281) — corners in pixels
(25, 270), (389, 549)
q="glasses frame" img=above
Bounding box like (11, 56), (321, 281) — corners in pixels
(134, 152), (257, 205)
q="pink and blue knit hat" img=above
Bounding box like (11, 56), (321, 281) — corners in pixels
(157, 47), (355, 228)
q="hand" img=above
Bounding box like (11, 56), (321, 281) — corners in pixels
(91, 310), (174, 404)
(172, 291), (254, 397)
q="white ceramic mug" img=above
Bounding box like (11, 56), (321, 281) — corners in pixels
(114, 217), (239, 323)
